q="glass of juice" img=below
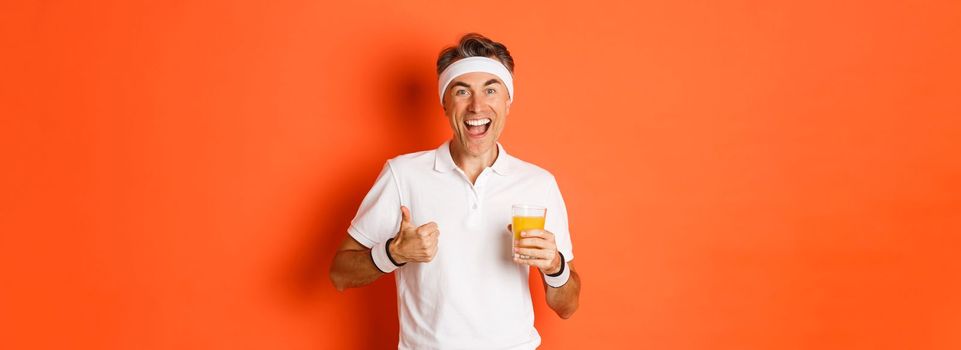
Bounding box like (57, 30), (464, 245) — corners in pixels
(512, 205), (546, 258)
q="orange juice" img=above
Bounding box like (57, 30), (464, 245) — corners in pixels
(512, 215), (546, 240)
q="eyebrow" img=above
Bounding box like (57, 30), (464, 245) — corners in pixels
(451, 79), (503, 90)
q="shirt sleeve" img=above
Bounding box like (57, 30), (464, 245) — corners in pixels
(347, 162), (403, 248)
(545, 175), (574, 262)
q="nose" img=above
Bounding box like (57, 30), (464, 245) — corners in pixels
(467, 94), (484, 113)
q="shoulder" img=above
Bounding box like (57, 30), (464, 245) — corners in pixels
(384, 148), (436, 175)
(508, 154), (558, 184)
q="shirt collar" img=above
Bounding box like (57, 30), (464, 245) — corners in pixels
(434, 140), (511, 176)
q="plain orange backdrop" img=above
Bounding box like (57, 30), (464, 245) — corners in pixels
(2, 1), (960, 349)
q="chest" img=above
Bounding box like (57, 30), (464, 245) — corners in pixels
(401, 171), (550, 264)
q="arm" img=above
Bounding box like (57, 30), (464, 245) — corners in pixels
(330, 206), (439, 291)
(542, 261), (580, 319)
(329, 236), (384, 291)
(512, 227), (582, 319)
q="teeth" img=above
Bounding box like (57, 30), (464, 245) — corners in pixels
(465, 118), (491, 126)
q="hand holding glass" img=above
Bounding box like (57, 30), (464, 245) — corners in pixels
(511, 205), (546, 259)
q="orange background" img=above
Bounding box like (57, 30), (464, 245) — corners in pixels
(2, 1), (960, 349)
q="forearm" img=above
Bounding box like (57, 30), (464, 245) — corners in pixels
(329, 249), (384, 291)
(543, 267), (580, 319)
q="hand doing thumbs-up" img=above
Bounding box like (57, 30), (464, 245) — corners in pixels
(389, 206), (440, 264)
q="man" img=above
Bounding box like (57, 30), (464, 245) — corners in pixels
(329, 33), (581, 350)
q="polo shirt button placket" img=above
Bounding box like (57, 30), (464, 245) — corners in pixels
(466, 171), (488, 227)
(470, 188), (481, 212)
(474, 170), (490, 211)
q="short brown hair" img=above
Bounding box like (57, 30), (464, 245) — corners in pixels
(436, 33), (515, 75)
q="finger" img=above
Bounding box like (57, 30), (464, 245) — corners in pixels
(513, 247), (553, 260)
(421, 241), (435, 252)
(417, 222), (438, 236)
(400, 206), (412, 225)
(419, 229), (439, 239)
(512, 253), (532, 262)
(513, 255), (549, 268)
(420, 230), (440, 243)
(519, 229), (554, 241)
(515, 238), (550, 249)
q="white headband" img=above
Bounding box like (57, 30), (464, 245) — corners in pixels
(437, 56), (514, 105)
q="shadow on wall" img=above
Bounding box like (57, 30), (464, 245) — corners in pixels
(280, 46), (442, 349)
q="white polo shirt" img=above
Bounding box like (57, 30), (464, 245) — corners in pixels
(348, 141), (574, 350)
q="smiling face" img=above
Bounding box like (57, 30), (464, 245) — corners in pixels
(442, 71), (512, 158)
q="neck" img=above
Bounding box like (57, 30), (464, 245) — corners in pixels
(449, 141), (498, 184)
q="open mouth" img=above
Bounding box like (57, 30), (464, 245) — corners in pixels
(464, 118), (492, 138)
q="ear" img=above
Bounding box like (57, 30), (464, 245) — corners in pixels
(505, 98), (512, 114)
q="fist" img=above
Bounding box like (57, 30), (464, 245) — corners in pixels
(389, 206), (440, 264)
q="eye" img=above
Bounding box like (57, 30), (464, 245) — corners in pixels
(455, 89), (469, 96)
(486, 88), (497, 95)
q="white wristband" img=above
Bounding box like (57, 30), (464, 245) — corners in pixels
(371, 238), (404, 273)
(543, 253), (571, 288)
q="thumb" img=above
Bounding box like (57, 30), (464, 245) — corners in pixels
(400, 206), (412, 225)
